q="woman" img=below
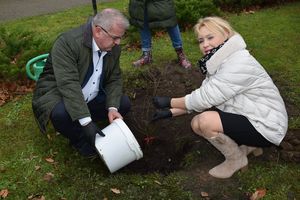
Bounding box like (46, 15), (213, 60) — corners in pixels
(128, 0), (191, 68)
(152, 16), (288, 178)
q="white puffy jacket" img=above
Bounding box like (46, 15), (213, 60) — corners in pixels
(185, 34), (288, 145)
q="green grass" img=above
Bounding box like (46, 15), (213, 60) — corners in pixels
(227, 4), (300, 108)
(0, 0), (130, 79)
(238, 161), (300, 200)
(0, 1), (300, 199)
(0, 95), (193, 199)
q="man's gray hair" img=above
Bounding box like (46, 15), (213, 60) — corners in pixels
(92, 8), (129, 31)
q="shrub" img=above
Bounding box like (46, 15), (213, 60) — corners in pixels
(213, 0), (288, 12)
(0, 27), (50, 80)
(174, 0), (221, 29)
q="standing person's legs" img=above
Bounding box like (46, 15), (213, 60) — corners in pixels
(167, 24), (182, 49)
(132, 10), (153, 67)
(167, 24), (191, 68)
(140, 22), (152, 52)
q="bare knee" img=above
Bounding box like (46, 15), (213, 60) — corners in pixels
(191, 111), (222, 138)
(191, 113), (210, 137)
(191, 115), (202, 135)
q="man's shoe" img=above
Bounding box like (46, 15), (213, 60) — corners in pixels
(72, 140), (98, 157)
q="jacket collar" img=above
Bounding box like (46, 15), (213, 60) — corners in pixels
(83, 18), (93, 49)
(206, 34), (247, 75)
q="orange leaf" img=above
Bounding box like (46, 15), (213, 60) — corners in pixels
(0, 189), (9, 198)
(250, 188), (267, 200)
(111, 188), (121, 194)
(201, 191), (209, 197)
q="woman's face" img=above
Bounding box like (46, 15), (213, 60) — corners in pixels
(197, 26), (228, 55)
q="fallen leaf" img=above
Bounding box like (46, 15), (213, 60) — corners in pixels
(201, 191), (209, 197)
(0, 189), (9, 198)
(45, 157), (54, 163)
(0, 166), (6, 173)
(35, 165), (41, 171)
(154, 180), (161, 185)
(250, 188), (267, 200)
(43, 172), (54, 182)
(27, 194), (46, 200)
(111, 188), (121, 194)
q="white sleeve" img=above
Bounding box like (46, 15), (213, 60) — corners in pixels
(79, 117), (92, 126)
(185, 62), (254, 112)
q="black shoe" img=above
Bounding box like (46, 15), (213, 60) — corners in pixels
(72, 140), (98, 157)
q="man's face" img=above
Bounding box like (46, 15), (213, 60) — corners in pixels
(93, 24), (125, 51)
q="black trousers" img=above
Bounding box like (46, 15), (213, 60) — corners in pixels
(50, 95), (131, 146)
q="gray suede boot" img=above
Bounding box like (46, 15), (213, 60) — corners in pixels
(207, 133), (248, 179)
(239, 145), (263, 157)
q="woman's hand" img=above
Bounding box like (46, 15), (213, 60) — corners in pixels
(152, 96), (171, 109)
(151, 109), (172, 121)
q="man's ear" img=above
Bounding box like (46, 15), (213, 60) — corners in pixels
(93, 25), (101, 38)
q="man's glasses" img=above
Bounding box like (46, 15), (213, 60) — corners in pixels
(96, 25), (123, 41)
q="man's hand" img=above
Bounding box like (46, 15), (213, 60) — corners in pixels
(82, 121), (105, 146)
(152, 96), (171, 109)
(151, 109), (172, 121)
(108, 109), (123, 123)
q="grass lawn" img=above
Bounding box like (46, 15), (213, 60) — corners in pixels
(0, 1), (299, 199)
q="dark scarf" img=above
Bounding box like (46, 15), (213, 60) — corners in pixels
(197, 40), (227, 75)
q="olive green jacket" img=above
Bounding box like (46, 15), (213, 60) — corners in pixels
(129, 0), (177, 29)
(32, 21), (123, 133)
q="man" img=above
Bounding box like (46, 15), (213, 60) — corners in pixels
(32, 8), (131, 157)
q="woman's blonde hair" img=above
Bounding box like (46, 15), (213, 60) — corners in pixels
(194, 16), (236, 39)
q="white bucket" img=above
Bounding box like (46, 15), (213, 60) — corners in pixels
(95, 118), (143, 173)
